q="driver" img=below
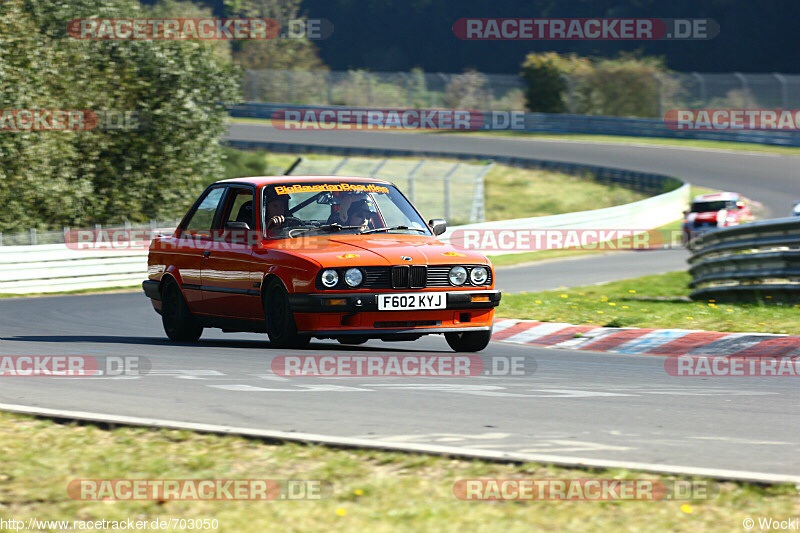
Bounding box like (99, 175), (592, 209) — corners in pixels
(345, 198), (376, 230)
(264, 187), (302, 230)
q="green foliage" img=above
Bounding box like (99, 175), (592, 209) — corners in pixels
(520, 52), (668, 117)
(0, 0), (240, 232)
(520, 52), (568, 113)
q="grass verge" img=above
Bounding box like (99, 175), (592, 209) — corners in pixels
(498, 271), (800, 335)
(1, 411), (796, 532)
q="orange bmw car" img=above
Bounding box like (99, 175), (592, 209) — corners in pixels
(143, 176), (501, 351)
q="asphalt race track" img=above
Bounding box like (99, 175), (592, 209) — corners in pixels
(2, 132), (798, 482)
(0, 293), (798, 482)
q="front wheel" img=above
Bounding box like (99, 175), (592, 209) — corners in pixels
(161, 280), (203, 342)
(265, 280), (310, 349)
(445, 329), (492, 352)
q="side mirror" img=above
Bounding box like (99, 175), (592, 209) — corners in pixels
(428, 218), (447, 236)
(225, 221), (250, 231)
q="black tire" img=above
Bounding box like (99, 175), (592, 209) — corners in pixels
(265, 279), (311, 349)
(337, 336), (368, 346)
(161, 279), (203, 342)
(445, 329), (492, 352)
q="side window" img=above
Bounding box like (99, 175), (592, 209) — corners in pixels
(222, 188), (255, 228)
(184, 188), (225, 236)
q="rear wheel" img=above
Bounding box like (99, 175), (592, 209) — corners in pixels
(265, 280), (310, 349)
(161, 279), (203, 342)
(445, 329), (492, 352)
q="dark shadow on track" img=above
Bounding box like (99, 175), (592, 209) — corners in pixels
(1, 335), (454, 353)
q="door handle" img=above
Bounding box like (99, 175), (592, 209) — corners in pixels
(203, 251), (211, 258)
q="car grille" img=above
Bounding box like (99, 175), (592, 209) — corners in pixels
(360, 265), (492, 289)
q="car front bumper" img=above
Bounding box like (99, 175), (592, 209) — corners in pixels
(288, 289), (501, 313)
(289, 290), (500, 336)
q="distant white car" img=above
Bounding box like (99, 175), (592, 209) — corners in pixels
(793, 201), (800, 217)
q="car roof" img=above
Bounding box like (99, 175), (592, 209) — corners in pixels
(217, 175), (394, 187)
(692, 192), (741, 202)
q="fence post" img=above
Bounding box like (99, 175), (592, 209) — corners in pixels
(733, 72), (750, 105)
(369, 159), (389, 178)
(29, 228), (37, 245)
(288, 71), (295, 102)
(331, 157), (350, 175)
(470, 163), (492, 223)
(0, 232), (3, 247)
(325, 71), (333, 105)
(443, 163), (461, 222)
(407, 159), (427, 203)
(692, 72), (706, 106)
(774, 73), (788, 108)
(563, 74), (575, 113)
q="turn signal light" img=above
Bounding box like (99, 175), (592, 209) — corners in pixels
(471, 295), (490, 303)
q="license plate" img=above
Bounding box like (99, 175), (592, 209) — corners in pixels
(377, 293), (446, 311)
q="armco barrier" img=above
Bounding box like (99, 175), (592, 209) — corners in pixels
(229, 102), (800, 147)
(688, 217), (800, 303)
(0, 244), (148, 294)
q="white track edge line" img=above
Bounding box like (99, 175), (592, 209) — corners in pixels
(0, 403), (796, 485)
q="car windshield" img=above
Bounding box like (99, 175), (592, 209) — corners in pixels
(262, 182), (432, 239)
(690, 200), (736, 212)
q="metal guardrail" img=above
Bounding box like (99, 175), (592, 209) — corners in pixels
(688, 217), (800, 303)
(229, 102), (800, 147)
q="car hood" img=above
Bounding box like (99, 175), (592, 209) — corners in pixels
(268, 234), (490, 267)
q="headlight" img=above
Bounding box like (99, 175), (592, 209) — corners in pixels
(344, 268), (363, 287)
(470, 266), (489, 285)
(321, 269), (339, 288)
(448, 266), (468, 286)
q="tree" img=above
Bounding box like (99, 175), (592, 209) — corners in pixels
(520, 53), (568, 113)
(0, 0), (241, 232)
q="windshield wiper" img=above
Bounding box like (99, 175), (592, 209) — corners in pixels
(289, 223), (364, 237)
(360, 225), (428, 234)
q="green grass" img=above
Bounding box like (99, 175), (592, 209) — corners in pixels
(1, 411), (797, 532)
(498, 271), (800, 335)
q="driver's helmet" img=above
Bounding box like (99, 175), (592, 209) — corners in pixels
(264, 186), (291, 209)
(347, 198), (376, 219)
